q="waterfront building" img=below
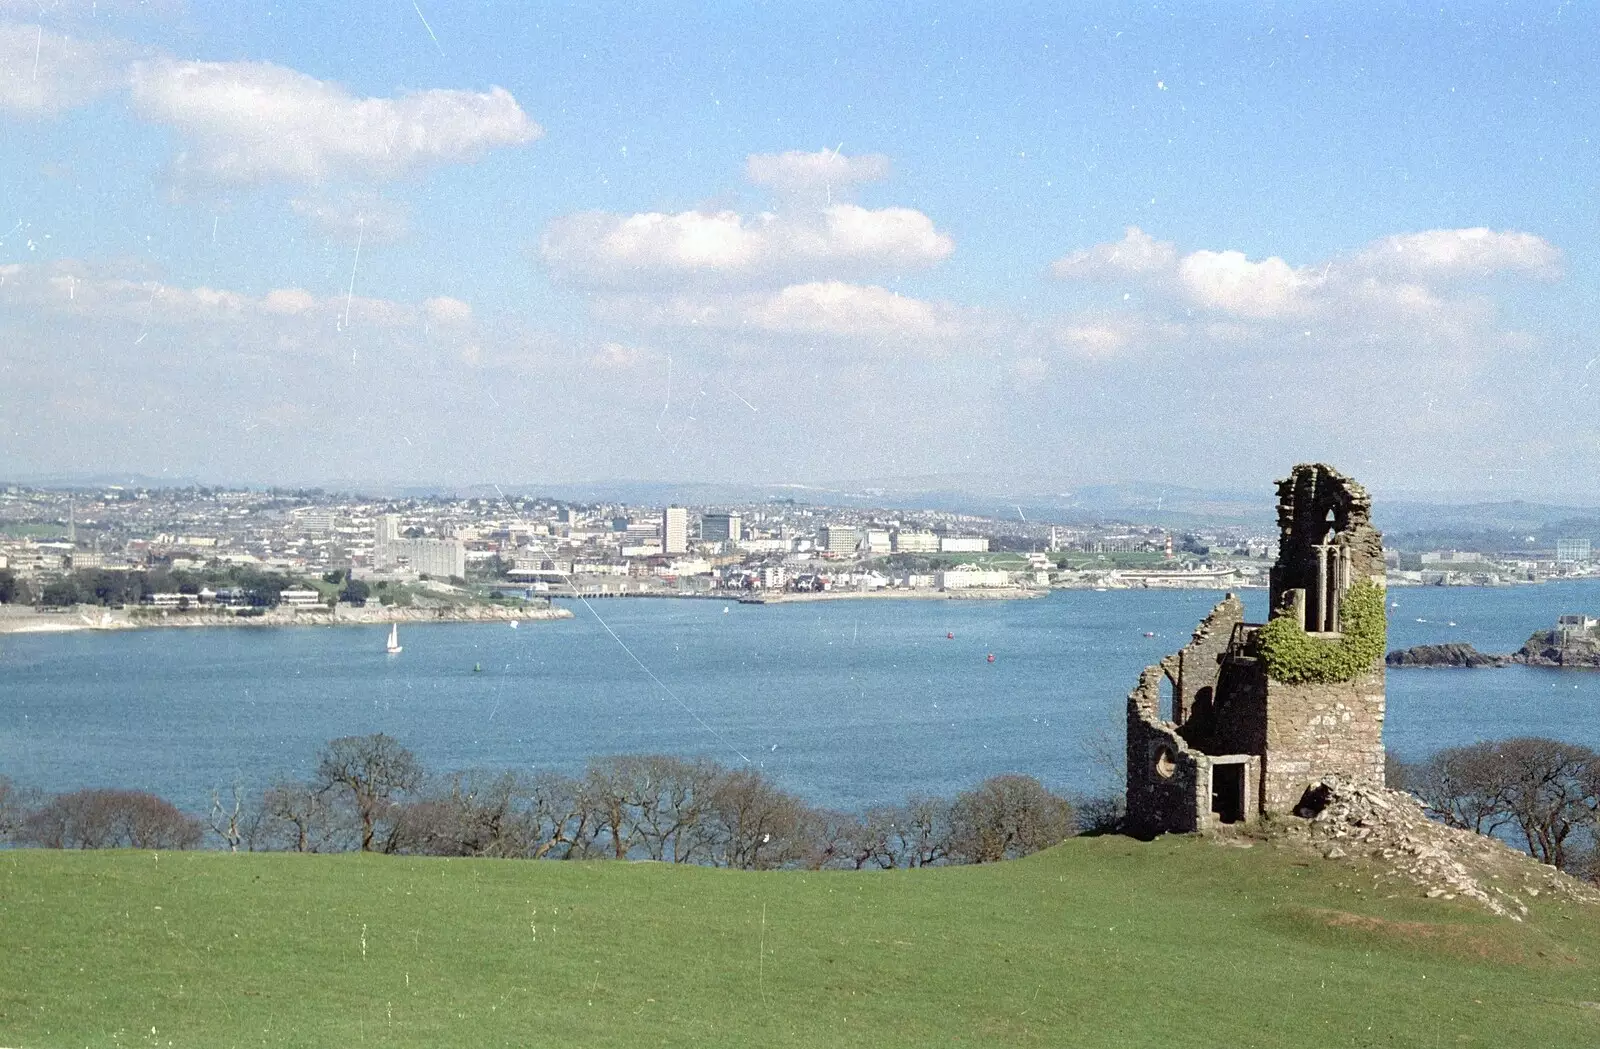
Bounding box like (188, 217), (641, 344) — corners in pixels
(892, 530), (939, 554)
(662, 507), (688, 555)
(817, 525), (857, 556)
(1556, 537), (1591, 564)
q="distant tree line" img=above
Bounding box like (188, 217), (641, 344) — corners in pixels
(0, 734), (1081, 869)
(9, 566), (312, 608)
(1393, 737), (1600, 879)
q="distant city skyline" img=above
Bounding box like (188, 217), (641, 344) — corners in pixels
(2, 3), (1597, 499)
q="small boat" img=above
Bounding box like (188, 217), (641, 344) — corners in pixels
(947, 631), (954, 639)
(510, 620), (519, 629)
(473, 662), (482, 673)
(385, 624), (402, 655)
(986, 653), (995, 663)
(723, 606), (730, 614)
(1143, 631), (1155, 638)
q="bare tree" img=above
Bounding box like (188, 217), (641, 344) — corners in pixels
(20, 789), (202, 849)
(948, 775), (1073, 864)
(209, 784), (247, 852)
(703, 767), (812, 870)
(1410, 737), (1600, 872)
(885, 794), (952, 868)
(259, 781), (341, 853)
(314, 733), (424, 852)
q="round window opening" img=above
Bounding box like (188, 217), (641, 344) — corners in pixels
(1153, 746), (1177, 780)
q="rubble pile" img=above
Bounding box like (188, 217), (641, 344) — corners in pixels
(1265, 778), (1599, 920)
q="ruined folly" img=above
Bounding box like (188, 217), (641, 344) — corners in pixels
(1126, 463), (1388, 836)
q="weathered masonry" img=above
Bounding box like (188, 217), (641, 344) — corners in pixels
(1125, 463), (1387, 837)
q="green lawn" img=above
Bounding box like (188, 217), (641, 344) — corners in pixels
(2, 837), (1598, 1047)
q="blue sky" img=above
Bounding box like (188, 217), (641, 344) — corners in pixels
(2, 1), (1597, 498)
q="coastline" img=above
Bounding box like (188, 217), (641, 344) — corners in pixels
(0, 603), (573, 635)
(738, 588), (1045, 604)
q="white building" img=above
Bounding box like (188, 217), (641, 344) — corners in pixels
(864, 529), (892, 555)
(663, 506), (688, 555)
(277, 588), (324, 607)
(817, 525), (857, 556)
(374, 515), (467, 579)
(893, 530), (939, 554)
(937, 567), (1011, 590)
(940, 536), (990, 553)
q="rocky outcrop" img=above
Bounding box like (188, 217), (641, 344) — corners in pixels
(1512, 630), (1600, 668)
(1253, 778), (1599, 920)
(1385, 643), (1505, 668)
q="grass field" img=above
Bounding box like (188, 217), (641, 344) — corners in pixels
(2, 837), (1598, 1047)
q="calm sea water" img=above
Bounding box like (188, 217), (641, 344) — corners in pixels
(4, 584), (1600, 813)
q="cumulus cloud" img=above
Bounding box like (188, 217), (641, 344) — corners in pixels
(1050, 226), (1560, 335)
(1049, 226), (1177, 281)
(1349, 227), (1562, 280)
(541, 204), (952, 285)
(1176, 250), (1313, 320)
(0, 23), (130, 114)
(128, 58), (540, 183)
(745, 149), (891, 193)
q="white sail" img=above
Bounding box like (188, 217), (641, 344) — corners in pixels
(386, 624), (402, 654)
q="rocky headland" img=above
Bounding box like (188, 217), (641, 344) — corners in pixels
(1385, 642), (1506, 668)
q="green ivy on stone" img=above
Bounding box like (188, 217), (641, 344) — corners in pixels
(1255, 578), (1387, 684)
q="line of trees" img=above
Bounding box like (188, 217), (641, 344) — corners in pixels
(22, 566), (310, 608)
(1395, 737), (1600, 879)
(0, 734), (1082, 870)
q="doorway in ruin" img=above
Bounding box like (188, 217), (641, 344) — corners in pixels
(1211, 761), (1246, 824)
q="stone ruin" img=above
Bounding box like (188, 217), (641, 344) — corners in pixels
(1125, 463), (1388, 837)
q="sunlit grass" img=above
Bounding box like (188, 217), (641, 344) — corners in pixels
(2, 837), (1598, 1047)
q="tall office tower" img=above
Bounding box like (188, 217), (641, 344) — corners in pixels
(663, 506), (688, 555)
(701, 512), (742, 543)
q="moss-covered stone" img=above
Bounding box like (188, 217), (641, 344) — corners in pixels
(1256, 578), (1386, 684)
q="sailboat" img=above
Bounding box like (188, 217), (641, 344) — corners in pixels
(385, 623), (403, 655)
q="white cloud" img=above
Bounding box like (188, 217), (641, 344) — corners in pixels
(744, 281), (959, 340)
(745, 149), (891, 193)
(1049, 226), (1559, 336)
(1047, 313), (1185, 360)
(1350, 227), (1561, 280)
(0, 259), (468, 332)
(1176, 250), (1314, 320)
(597, 281), (963, 343)
(289, 191), (410, 244)
(541, 204), (952, 285)
(128, 58), (540, 183)
(0, 23), (129, 115)
(1049, 226), (1177, 281)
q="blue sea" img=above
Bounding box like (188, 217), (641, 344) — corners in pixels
(4, 584), (1600, 813)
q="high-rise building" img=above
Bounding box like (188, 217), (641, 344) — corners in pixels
(817, 525), (857, 556)
(663, 506), (688, 555)
(701, 512), (742, 543)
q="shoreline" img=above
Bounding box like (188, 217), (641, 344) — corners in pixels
(737, 588), (1046, 604)
(0, 603), (573, 635)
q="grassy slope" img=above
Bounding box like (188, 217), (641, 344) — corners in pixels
(2, 837), (1598, 1048)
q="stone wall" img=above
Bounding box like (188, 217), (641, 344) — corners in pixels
(1124, 666), (1208, 836)
(1163, 593), (1245, 724)
(1261, 670), (1386, 812)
